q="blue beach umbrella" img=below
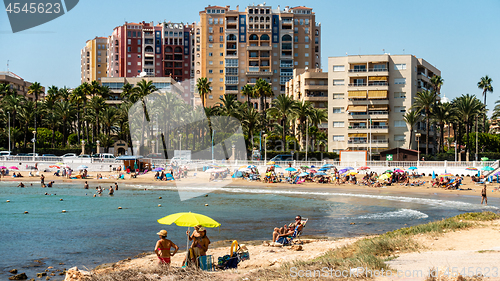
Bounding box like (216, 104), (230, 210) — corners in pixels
(248, 165), (256, 169)
(285, 167), (296, 172)
(318, 168), (329, 171)
(338, 168), (348, 174)
(322, 164), (335, 168)
(432, 171), (436, 179)
(315, 172), (327, 176)
(345, 167), (354, 171)
(153, 167), (164, 172)
(298, 172), (309, 177)
(408, 166), (417, 170)
(273, 165), (282, 168)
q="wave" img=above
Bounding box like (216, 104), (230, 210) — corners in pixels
(357, 209), (429, 220)
(124, 184), (499, 210)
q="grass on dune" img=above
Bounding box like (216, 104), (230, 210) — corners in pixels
(251, 211), (499, 280)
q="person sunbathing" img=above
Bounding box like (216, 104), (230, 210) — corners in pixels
(272, 216), (304, 242)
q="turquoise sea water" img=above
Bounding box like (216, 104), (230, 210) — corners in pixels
(0, 181), (498, 280)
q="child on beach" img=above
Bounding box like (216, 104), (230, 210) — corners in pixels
(154, 230), (178, 265)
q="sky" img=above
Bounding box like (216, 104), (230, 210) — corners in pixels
(0, 0), (499, 111)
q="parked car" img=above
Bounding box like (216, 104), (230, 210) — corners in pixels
(78, 154), (91, 158)
(91, 153), (116, 159)
(16, 153), (29, 156)
(26, 153), (39, 157)
(146, 153), (164, 159)
(42, 154), (56, 157)
(61, 153), (77, 158)
(0, 151), (12, 157)
(270, 154), (293, 162)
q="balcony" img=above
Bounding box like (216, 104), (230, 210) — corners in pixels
(348, 83), (367, 87)
(247, 45), (272, 51)
(348, 138), (389, 148)
(348, 99), (389, 106)
(348, 125), (389, 134)
(368, 111), (389, 119)
(348, 112), (369, 120)
(225, 89), (238, 94)
(368, 81), (388, 86)
(304, 84), (328, 90)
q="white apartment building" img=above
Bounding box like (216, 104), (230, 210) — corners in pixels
(328, 54), (441, 156)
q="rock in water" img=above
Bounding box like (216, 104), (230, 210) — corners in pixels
(36, 273), (46, 277)
(9, 269), (17, 274)
(8, 272), (27, 280)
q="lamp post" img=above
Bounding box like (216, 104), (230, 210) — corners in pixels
(96, 140), (100, 154)
(475, 115), (478, 161)
(7, 111), (10, 153)
(415, 132), (421, 165)
(263, 133), (268, 162)
(178, 133), (182, 151)
(305, 119), (309, 161)
(32, 130), (36, 161)
(81, 140), (85, 156)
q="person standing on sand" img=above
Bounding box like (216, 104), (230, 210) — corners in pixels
(154, 230), (178, 265)
(481, 185), (487, 205)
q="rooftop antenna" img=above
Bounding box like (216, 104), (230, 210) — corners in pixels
(7, 60), (9, 72)
(382, 49), (385, 53)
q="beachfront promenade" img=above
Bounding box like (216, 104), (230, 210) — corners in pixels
(1, 156), (498, 177)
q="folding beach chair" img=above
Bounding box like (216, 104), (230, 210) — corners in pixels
(295, 218), (308, 244)
(197, 255), (214, 271)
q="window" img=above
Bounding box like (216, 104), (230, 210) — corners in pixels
(300, 19), (303, 25)
(333, 121), (345, 128)
(220, 87), (224, 91)
(220, 52), (223, 56)
(305, 36), (309, 43)
(219, 27), (223, 33)
(395, 106), (406, 113)
(294, 36), (298, 42)
(137, 39), (141, 44)
(305, 27), (309, 34)
(209, 52), (213, 57)
(305, 53), (309, 57)
(209, 60), (213, 65)
(394, 78), (406, 85)
(332, 79), (345, 86)
(214, 18), (218, 24)
(294, 19), (298, 25)
(294, 27), (298, 33)
(394, 63), (406, 70)
(332, 135), (345, 142)
(209, 78), (213, 82)
(208, 27), (213, 33)
(208, 69), (213, 74)
(209, 35), (213, 42)
(208, 18), (213, 24)
(220, 36), (224, 41)
(220, 69), (224, 73)
(220, 78), (223, 82)
(305, 19), (309, 25)
(394, 92), (406, 98)
(394, 120), (406, 127)
(127, 47), (131, 52)
(333, 93), (344, 99)
(305, 44), (309, 48)
(394, 135), (406, 141)
(208, 95), (213, 99)
(127, 39), (131, 44)
(137, 62), (141, 65)
(332, 107), (344, 114)
(333, 65), (345, 72)
(128, 62), (131, 65)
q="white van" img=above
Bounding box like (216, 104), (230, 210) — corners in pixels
(0, 151), (12, 157)
(92, 153), (116, 159)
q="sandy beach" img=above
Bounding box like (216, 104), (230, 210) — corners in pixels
(3, 169), (500, 199)
(62, 217), (500, 281)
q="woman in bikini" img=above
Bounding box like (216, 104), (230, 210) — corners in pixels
(154, 230), (178, 265)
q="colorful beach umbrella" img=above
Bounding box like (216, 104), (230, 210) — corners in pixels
(318, 168), (329, 171)
(347, 171), (358, 176)
(481, 166), (494, 171)
(267, 161), (276, 165)
(301, 165), (310, 168)
(357, 166), (369, 170)
(408, 166), (418, 170)
(338, 168), (348, 174)
(378, 173), (391, 181)
(439, 173), (453, 177)
(49, 165), (60, 169)
(307, 169), (317, 173)
(322, 164), (335, 168)
(314, 172), (327, 176)
(247, 165), (256, 169)
(285, 167), (296, 172)
(298, 172), (309, 177)
(9, 166), (18, 170)
(153, 167), (164, 172)
(345, 167), (354, 170)
(465, 167), (478, 171)
(385, 170), (393, 173)
(394, 169), (404, 173)
(0, 166), (7, 169)
(273, 165), (282, 168)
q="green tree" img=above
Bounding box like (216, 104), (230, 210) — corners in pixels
(253, 78), (273, 127)
(412, 90), (438, 154)
(477, 75), (493, 133)
(241, 84), (255, 109)
(432, 102), (453, 153)
(196, 77), (211, 108)
(266, 94), (297, 146)
(292, 100), (314, 150)
(453, 94), (484, 157)
(55, 101), (76, 145)
(216, 94), (242, 118)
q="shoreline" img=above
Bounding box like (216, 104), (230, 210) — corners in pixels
(3, 170), (500, 199)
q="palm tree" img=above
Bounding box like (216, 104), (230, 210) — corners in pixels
(267, 94), (296, 146)
(120, 82), (134, 103)
(196, 77), (211, 107)
(453, 94), (484, 158)
(0, 83), (11, 98)
(432, 102), (453, 153)
(403, 110), (421, 149)
(2, 93), (25, 151)
(18, 101), (35, 149)
(70, 86), (87, 142)
(292, 100), (314, 150)
(97, 134), (115, 153)
(253, 78), (273, 126)
(100, 106), (119, 137)
(131, 80), (158, 154)
(308, 108), (328, 149)
(27, 82), (43, 136)
(239, 106), (260, 150)
(216, 94), (242, 118)
(477, 75), (493, 132)
(58, 87), (71, 102)
(412, 90), (437, 154)
(430, 75), (444, 95)
(241, 84), (255, 109)
(55, 101), (76, 145)
(87, 96), (107, 140)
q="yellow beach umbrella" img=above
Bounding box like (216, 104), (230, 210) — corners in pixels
(267, 161), (276, 165)
(158, 212), (221, 260)
(378, 173), (392, 181)
(347, 171), (358, 176)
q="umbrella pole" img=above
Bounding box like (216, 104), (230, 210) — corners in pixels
(185, 226), (190, 266)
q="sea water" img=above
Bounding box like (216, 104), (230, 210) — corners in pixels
(0, 182), (497, 280)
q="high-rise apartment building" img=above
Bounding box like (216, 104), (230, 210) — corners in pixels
(80, 37), (108, 84)
(328, 54), (440, 155)
(195, 4), (321, 107)
(285, 68), (328, 145)
(0, 71), (45, 100)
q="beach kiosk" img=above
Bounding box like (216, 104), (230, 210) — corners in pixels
(379, 148), (418, 161)
(116, 155), (151, 173)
